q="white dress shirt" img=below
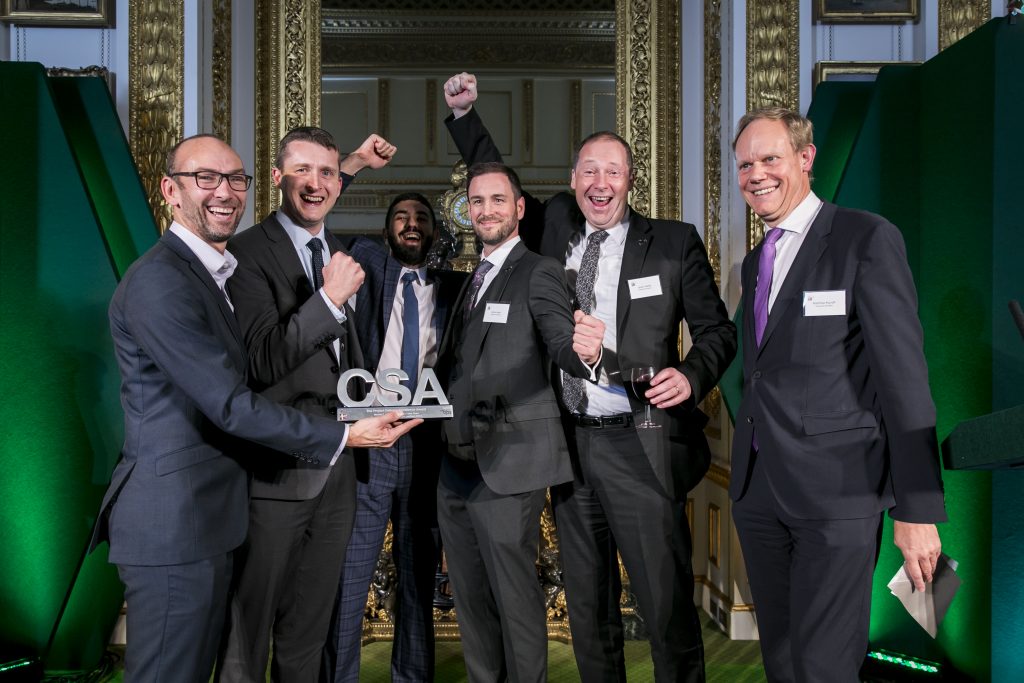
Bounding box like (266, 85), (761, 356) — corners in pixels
(377, 265), (439, 403)
(765, 192), (824, 313)
(169, 222), (237, 308)
(474, 235), (521, 304)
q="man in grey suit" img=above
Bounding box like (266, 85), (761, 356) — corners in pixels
(216, 128), (398, 682)
(435, 161), (606, 682)
(444, 73), (736, 683)
(90, 134), (418, 683)
(730, 108), (945, 681)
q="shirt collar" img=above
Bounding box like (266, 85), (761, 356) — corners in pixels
(584, 208), (630, 247)
(774, 191), (822, 235)
(480, 235), (521, 270)
(276, 210), (327, 252)
(169, 222), (237, 286)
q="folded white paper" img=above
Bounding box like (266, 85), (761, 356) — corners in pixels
(887, 553), (961, 638)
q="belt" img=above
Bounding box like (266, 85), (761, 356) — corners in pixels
(571, 412), (634, 429)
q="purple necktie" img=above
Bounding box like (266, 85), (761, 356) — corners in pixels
(753, 228), (784, 347)
(463, 259), (493, 323)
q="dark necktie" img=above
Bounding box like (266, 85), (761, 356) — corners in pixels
(463, 259), (494, 323)
(307, 237), (325, 292)
(753, 228), (784, 346)
(400, 271), (420, 389)
(561, 230), (609, 413)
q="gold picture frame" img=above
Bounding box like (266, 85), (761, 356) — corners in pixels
(813, 60), (921, 90)
(814, 0), (918, 24)
(1, 0), (113, 27)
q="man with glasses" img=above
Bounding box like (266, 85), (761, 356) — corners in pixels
(215, 127), (402, 683)
(90, 134), (418, 683)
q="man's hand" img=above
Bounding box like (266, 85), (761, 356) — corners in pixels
(573, 310), (605, 366)
(348, 411), (423, 449)
(444, 72), (478, 118)
(339, 134), (397, 175)
(321, 251), (365, 308)
(894, 521), (942, 592)
(647, 368), (692, 409)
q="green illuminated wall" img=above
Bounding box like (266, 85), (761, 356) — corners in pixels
(0, 62), (156, 673)
(807, 18), (1024, 681)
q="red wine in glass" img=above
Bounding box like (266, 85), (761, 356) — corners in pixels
(628, 366), (660, 428)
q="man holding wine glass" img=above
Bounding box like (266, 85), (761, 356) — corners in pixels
(445, 72), (737, 683)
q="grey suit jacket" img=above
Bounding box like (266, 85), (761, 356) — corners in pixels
(446, 109), (737, 498)
(227, 213), (363, 500)
(92, 231), (344, 566)
(730, 202), (946, 522)
(438, 241), (591, 495)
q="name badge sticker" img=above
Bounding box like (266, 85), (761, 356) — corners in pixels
(802, 290), (847, 317)
(628, 275), (663, 299)
(483, 302), (510, 324)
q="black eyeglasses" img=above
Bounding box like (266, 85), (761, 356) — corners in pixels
(170, 171), (253, 191)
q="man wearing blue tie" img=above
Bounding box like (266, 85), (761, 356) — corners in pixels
(323, 193), (467, 682)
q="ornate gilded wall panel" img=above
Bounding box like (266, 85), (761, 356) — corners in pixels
(129, 0), (183, 233)
(255, 0), (322, 217)
(744, 0), (798, 250)
(212, 0), (231, 143)
(938, 0), (990, 51)
(702, 0), (723, 425)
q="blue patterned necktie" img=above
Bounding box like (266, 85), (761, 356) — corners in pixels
(400, 271), (420, 389)
(561, 230), (609, 413)
(306, 237), (325, 291)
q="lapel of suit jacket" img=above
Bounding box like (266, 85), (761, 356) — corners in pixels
(473, 241), (526, 354)
(380, 254), (403, 340)
(426, 268), (453, 338)
(756, 202), (834, 356)
(162, 231), (247, 357)
(615, 210), (654, 337)
(323, 230), (364, 369)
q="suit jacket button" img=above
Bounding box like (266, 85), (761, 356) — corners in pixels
(746, 416), (754, 424)
(330, 365), (339, 373)
(339, 342), (345, 351)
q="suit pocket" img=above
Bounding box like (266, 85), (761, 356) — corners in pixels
(503, 400), (561, 423)
(155, 444), (221, 476)
(802, 410), (877, 436)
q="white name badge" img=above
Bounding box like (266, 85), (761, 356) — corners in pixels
(483, 302), (510, 324)
(628, 275), (662, 299)
(803, 290), (847, 316)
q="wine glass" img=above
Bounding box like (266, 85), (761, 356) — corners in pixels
(628, 366), (660, 429)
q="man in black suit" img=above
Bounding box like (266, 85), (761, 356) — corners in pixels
(216, 128), (403, 682)
(444, 73), (736, 683)
(730, 107), (946, 681)
(91, 134), (417, 683)
(436, 161), (605, 682)
(323, 193), (467, 682)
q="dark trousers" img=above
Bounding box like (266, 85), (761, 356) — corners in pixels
(118, 553), (233, 683)
(733, 455), (881, 683)
(216, 459), (357, 683)
(323, 438), (439, 683)
(552, 424), (705, 683)
(437, 456), (549, 683)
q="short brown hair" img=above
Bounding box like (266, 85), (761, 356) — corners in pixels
(466, 161), (524, 201)
(275, 126), (340, 169)
(733, 107), (813, 153)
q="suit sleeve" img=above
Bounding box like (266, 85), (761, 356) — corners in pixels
(446, 109), (546, 252)
(529, 258), (590, 379)
(228, 237), (349, 390)
(124, 261), (345, 461)
(855, 221), (946, 523)
(677, 225), (738, 404)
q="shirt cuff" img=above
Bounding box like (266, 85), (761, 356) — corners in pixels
(583, 347), (603, 381)
(328, 424), (349, 466)
(319, 289), (348, 323)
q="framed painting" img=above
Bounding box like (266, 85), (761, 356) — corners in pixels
(814, 0), (918, 23)
(1, 0), (113, 27)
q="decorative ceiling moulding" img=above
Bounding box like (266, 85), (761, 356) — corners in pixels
(321, 10), (615, 70)
(744, 0), (799, 252)
(255, 0), (322, 218)
(212, 0), (232, 144)
(129, 0), (184, 233)
(938, 0), (990, 51)
(616, 0), (681, 220)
